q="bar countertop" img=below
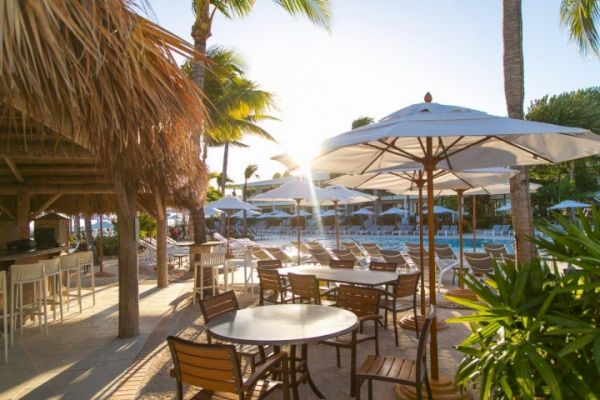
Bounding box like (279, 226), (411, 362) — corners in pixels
(0, 246), (66, 263)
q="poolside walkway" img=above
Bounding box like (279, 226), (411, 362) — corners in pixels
(0, 259), (472, 400)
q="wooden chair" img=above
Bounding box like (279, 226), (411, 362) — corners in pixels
(381, 271), (420, 345)
(200, 291), (269, 372)
(321, 285), (381, 397)
(287, 273), (334, 305)
(257, 268), (293, 305)
(368, 261), (397, 272)
(329, 259), (355, 269)
(59, 253), (83, 313)
(40, 258), (63, 323)
(355, 306), (435, 400)
(257, 259), (282, 269)
(10, 263), (48, 340)
(77, 250), (96, 306)
(167, 336), (289, 400)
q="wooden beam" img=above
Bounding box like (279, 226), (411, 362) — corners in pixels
(0, 167), (101, 176)
(0, 184), (115, 195)
(0, 176), (110, 185)
(17, 193), (31, 239)
(0, 197), (15, 219)
(4, 157), (23, 182)
(31, 194), (62, 218)
(0, 145), (95, 160)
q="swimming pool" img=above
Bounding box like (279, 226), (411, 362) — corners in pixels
(262, 235), (515, 253)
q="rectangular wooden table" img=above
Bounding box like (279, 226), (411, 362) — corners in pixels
(278, 265), (403, 287)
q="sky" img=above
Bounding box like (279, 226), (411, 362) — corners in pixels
(147, 0), (599, 186)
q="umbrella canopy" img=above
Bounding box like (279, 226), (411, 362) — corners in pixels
(464, 182), (541, 196)
(275, 102), (598, 173)
(204, 206), (222, 218)
(298, 210), (312, 217)
(496, 204), (512, 213)
(271, 211), (293, 218)
(352, 207), (375, 216)
(320, 209), (341, 217)
(380, 207), (410, 216)
(232, 209), (261, 219)
(315, 185), (377, 205)
(257, 212), (275, 219)
(252, 180), (339, 204)
(330, 167), (517, 194)
(208, 196), (257, 211)
(548, 200), (591, 210)
(423, 205), (456, 214)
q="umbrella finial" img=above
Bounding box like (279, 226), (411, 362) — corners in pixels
(424, 92), (432, 103)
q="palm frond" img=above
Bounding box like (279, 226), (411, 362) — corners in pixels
(560, 0), (600, 57)
(274, 0), (332, 30)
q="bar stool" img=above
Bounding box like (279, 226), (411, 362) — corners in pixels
(10, 263), (48, 342)
(59, 253), (82, 313)
(78, 251), (95, 306)
(40, 258), (63, 323)
(1, 271), (7, 362)
(192, 249), (226, 303)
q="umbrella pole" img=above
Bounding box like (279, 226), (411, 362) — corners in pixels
(296, 199), (301, 265)
(226, 212), (231, 258)
(417, 174), (426, 315)
(472, 195), (477, 252)
(457, 189), (465, 289)
(334, 201), (340, 249)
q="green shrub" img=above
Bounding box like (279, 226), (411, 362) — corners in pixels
(447, 208), (600, 399)
(95, 235), (118, 256)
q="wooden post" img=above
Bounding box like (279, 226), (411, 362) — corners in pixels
(16, 193), (30, 239)
(333, 201), (340, 249)
(295, 199), (301, 264)
(472, 195), (477, 252)
(99, 216), (104, 271)
(155, 193), (168, 288)
(457, 189), (465, 288)
(115, 174), (139, 338)
(417, 174), (426, 315)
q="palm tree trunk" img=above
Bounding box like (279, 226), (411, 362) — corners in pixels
(503, 0), (536, 263)
(243, 179), (248, 235)
(221, 142), (229, 195)
(190, 0), (212, 245)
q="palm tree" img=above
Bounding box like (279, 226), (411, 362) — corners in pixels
(188, 0), (331, 245)
(243, 164), (259, 234)
(503, 0), (599, 263)
(351, 116), (374, 129)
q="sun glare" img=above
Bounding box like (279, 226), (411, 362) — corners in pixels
(284, 139), (320, 178)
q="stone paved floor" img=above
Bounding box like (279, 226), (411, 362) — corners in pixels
(0, 258), (473, 400)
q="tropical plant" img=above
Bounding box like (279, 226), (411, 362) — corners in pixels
(560, 0), (600, 57)
(448, 209), (600, 399)
(188, 0), (331, 244)
(351, 116), (374, 129)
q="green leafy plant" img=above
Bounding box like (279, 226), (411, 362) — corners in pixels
(447, 208), (600, 399)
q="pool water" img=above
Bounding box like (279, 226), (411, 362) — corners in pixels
(265, 235), (515, 253)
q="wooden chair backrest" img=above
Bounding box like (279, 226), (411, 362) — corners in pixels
(329, 259), (355, 269)
(394, 271), (420, 298)
(200, 251), (226, 268)
(10, 263), (44, 284)
(200, 291), (239, 324)
(434, 244), (455, 260)
(59, 253), (80, 271)
(415, 306), (435, 385)
(257, 268), (284, 294)
(288, 273), (321, 304)
(167, 336), (243, 395)
(78, 250), (93, 266)
(336, 285), (380, 318)
(369, 261), (397, 272)
(40, 257), (61, 276)
(257, 259), (282, 269)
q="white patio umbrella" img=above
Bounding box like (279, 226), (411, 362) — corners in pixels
(352, 207), (374, 215)
(380, 206), (409, 216)
(251, 179), (339, 263)
(208, 196), (257, 256)
(496, 204), (512, 213)
(297, 210), (312, 217)
(314, 185), (377, 248)
(423, 205), (456, 214)
(548, 200), (591, 210)
(232, 209), (260, 219)
(271, 210), (293, 218)
(273, 94), (600, 391)
(204, 206), (221, 218)
(319, 209), (340, 217)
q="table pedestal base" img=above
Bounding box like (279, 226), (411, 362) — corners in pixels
(394, 373), (473, 399)
(398, 314), (449, 331)
(290, 344), (324, 400)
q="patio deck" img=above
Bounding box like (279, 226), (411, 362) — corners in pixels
(0, 258), (471, 400)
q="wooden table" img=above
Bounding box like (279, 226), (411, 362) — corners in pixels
(278, 265), (403, 287)
(207, 304), (359, 400)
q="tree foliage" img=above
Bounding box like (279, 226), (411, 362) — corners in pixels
(351, 116), (374, 129)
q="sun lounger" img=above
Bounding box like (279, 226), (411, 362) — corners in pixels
(362, 242), (383, 259)
(341, 241), (365, 258)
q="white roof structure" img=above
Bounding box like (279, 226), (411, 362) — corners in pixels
(548, 200), (591, 210)
(275, 101), (598, 173)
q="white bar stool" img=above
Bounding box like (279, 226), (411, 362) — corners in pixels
(1, 271), (7, 362)
(40, 258), (63, 323)
(192, 249), (226, 303)
(59, 253), (82, 313)
(10, 263), (48, 342)
(77, 251), (95, 306)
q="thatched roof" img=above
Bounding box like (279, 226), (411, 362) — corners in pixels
(1, 0), (207, 215)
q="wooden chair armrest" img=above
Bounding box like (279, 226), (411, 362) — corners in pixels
(358, 314), (381, 323)
(243, 351), (288, 391)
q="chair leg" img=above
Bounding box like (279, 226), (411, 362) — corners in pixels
(368, 379), (373, 400)
(10, 284), (15, 346)
(355, 377), (362, 400)
(336, 346), (341, 367)
(384, 308), (388, 328)
(91, 264), (96, 306)
(350, 335), (357, 397)
(19, 284), (23, 337)
(414, 306), (420, 339)
(66, 271), (71, 311)
(192, 264), (198, 304)
(77, 270), (82, 313)
(176, 381), (183, 400)
(41, 280), (48, 336)
(393, 310), (399, 347)
(424, 373), (433, 400)
(199, 265), (204, 301)
(58, 277), (63, 322)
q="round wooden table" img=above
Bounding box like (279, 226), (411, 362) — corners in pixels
(207, 304), (359, 399)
